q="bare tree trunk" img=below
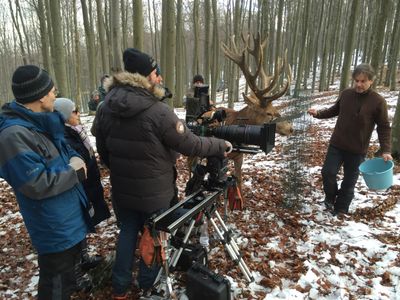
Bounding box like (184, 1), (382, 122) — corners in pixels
(210, 0), (219, 102)
(175, 0), (184, 107)
(147, 0), (155, 54)
(163, 0), (176, 107)
(73, 0), (82, 107)
(8, 0), (28, 64)
(339, 0), (360, 91)
(133, 0), (144, 50)
(192, 0), (200, 75)
(120, 0), (128, 50)
(391, 91), (400, 158)
(35, 0), (51, 71)
(294, 0), (310, 94)
(49, 0), (68, 96)
(370, 0), (390, 88)
(203, 0), (211, 82)
(15, 0), (32, 62)
(110, 0), (122, 72)
(387, 1), (400, 90)
(160, 0), (167, 72)
(152, 0), (159, 61)
(81, 0), (96, 90)
(96, 0), (109, 74)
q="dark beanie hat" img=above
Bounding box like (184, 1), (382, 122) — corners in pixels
(123, 48), (158, 77)
(193, 74), (204, 84)
(12, 65), (54, 104)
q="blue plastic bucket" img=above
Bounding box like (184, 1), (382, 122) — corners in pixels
(358, 158), (394, 190)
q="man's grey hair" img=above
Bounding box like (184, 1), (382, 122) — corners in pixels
(352, 63), (375, 81)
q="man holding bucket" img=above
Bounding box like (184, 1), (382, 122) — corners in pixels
(308, 63), (393, 215)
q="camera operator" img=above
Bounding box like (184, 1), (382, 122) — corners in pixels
(95, 48), (232, 299)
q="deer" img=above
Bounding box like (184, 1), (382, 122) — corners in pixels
(186, 33), (292, 209)
(218, 33), (293, 204)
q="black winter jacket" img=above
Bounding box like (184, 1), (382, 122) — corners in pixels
(95, 72), (226, 213)
(64, 125), (110, 226)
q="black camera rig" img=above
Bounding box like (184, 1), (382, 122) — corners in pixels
(185, 85), (276, 155)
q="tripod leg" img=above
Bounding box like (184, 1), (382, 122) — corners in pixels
(223, 187), (229, 221)
(207, 212), (254, 282)
(170, 219), (196, 269)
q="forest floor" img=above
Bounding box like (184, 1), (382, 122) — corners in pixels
(0, 88), (399, 299)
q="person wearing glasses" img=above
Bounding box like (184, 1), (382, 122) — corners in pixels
(54, 98), (111, 289)
(0, 65), (91, 299)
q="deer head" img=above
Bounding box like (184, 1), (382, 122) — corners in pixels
(221, 33), (293, 136)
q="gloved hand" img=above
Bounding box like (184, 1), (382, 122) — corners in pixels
(224, 141), (233, 157)
(69, 156), (87, 181)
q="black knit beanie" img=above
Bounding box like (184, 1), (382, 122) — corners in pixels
(12, 65), (54, 104)
(123, 48), (157, 77)
(192, 74), (204, 84)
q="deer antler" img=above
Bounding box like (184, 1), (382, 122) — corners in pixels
(221, 32), (292, 108)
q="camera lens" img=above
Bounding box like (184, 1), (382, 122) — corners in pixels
(212, 125), (261, 145)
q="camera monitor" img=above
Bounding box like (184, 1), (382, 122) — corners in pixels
(186, 85), (210, 123)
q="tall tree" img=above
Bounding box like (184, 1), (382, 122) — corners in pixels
(48, 0), (68, 96)
(163, 0), (176, 107)
(72, 0), (82, 107)
(203, 0), (211, 82)
(392, 91), (400, 158)
(370, 0), (390, 88)
(8, 0), (28, 64)
(175, 0), (184, 107)
(81, 0), (96, 90)
(294, 0), (310, 94)
(34, 0), (51, 71)
(95, 0), (109, 74)
(387, 1), (400, 90)
(210, 0), (219, 102)
(339, 0), (360, 91)
(133, 0), (144, 50)
(110, 0), (122, 72)
(192, 0), (200, 76)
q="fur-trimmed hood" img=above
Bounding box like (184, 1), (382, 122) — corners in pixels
(104, 71), (166, 99)
(102, 71), (167, 119)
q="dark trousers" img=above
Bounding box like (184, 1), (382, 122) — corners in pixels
(112, 208), (160, 295)
(37, 242), (82, 300)
(321, 145), (364, 212)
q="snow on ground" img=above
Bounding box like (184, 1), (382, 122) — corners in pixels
(0, 88), (399, 299)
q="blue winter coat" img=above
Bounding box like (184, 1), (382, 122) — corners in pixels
(0, 101), (90, 254)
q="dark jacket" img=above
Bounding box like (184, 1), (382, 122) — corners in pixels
(0, 101), (90, 254)
(316, 88), (391, 155)
(64, 125), (110, 226)
(96, 72), (226, 213)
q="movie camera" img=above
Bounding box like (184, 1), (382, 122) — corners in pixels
(185, 85), (276, 155)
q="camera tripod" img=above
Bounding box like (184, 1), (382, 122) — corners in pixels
(150, 187), (254, 298)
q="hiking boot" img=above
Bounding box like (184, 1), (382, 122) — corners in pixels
(81, 254), (103, 271)
(112, 293), (128, 300)
(139, 287), (165, 300)
(324, 198), (335, 210)
(75, 273), (93, 293)
(332, 207), (349, 217)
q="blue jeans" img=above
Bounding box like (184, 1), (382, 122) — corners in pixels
(321, 145), (364, 213)
(112, 208), (160, 294)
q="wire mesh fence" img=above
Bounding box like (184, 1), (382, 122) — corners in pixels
(281, 89), (313, 209)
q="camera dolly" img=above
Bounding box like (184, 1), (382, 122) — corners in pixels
(149, 187), (254, 298)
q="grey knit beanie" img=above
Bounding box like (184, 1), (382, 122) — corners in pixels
(54, 98), (75, 121)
